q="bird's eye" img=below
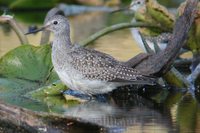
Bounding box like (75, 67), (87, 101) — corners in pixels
(137, 1), (141, 4)
(53, 21), (58, 25)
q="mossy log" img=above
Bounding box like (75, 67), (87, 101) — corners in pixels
(0, 100), (99, 132)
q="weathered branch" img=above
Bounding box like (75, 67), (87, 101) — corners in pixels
(0, 100), (85, 132)
(0, 15), (29, 44)
(140, 31), (190, 88)
(124, 53), (150, 68)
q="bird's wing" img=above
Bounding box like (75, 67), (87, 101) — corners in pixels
(70, 46), (155, 85)
(145, 32), (172, 43)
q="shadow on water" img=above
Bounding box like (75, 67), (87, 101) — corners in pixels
(61, 85), (200, 132)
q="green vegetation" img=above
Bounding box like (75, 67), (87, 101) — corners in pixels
(0, 44), (80, 112)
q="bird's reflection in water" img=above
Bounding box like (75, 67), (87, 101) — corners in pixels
(64, 85), (174, 133)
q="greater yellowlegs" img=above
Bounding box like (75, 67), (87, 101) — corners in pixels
(26, 15), (156, 95)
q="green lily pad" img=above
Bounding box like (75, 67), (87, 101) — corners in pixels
(0, 44), (53, 82)
(26, 81), (66, 98)
(26, 81), (81, 112)
(0, 44), (80, 113)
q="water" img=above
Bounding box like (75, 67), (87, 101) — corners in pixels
(0, 9), (200, 133)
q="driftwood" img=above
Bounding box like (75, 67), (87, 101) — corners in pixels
(124, 53), (150, 68)
(0, 100), (100, 133)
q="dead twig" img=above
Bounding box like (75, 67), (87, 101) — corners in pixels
(0, 15), (28, 45)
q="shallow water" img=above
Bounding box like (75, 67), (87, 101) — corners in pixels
(0, 9), (200, 133)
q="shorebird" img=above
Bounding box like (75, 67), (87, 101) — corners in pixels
(131, 30), (172, 52)
(26, 15), (156, 95)
(130, 0), (175, 52)
(115, 0), (175, 52)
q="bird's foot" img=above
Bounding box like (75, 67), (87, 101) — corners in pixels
(63, 89), (110, 102)
(63, 89), (91, 101)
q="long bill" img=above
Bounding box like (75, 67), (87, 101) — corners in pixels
(25, 26), (46, 35)
(111, 2), (138, 14)
(111, 6), (130, 13)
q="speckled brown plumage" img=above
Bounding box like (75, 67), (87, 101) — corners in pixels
(145, 33), (172, 44)
(69, 46), (155, 84)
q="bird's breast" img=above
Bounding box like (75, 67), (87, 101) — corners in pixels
(51, 47), (118, 94)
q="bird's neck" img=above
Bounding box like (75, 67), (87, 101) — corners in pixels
(52, 32), (73, 69)
(53, 32), (73, 52)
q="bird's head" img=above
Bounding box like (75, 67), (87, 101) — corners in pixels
(25, 15), (70, 35)
(111, 0), (146, 14)
(129, 0), (146, 12)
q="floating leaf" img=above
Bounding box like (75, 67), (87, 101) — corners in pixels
(0, 44), (80, 113)
(26, 81), (66, 98)
(0, 44), (53, 83)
